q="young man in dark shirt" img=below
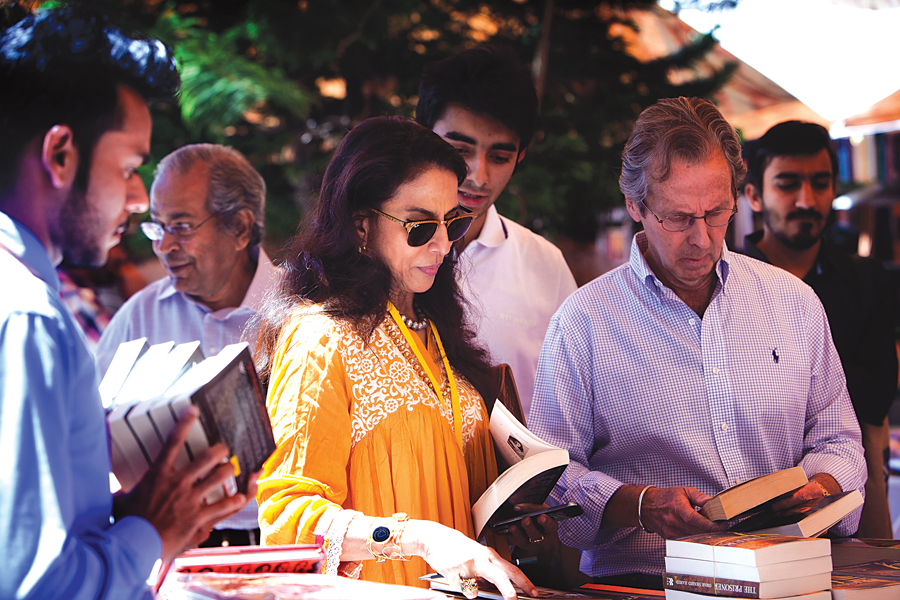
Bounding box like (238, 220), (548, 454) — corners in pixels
(743, 120), (898, 537)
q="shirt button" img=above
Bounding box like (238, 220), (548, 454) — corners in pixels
(721, 423), (728, 431)
(712, 367), (719, 375)
(689, 318), (696, 325)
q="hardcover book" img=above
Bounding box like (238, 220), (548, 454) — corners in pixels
(666, 533), (831, 566)
(700, 467), (808, 522)
(471, 401), (569, 538)
(729, 489), (863, 538)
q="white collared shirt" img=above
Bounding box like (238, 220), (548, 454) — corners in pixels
(95, 247), (280, 531)
(458, 205), (577, 418)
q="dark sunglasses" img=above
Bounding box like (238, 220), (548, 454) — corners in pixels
(371, 208), (474, 247)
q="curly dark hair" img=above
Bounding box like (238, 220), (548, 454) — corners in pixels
(254, 116), (495, 398)
(0, 5), (180, 195)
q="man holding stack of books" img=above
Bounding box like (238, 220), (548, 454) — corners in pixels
(529, 97), (866, 589)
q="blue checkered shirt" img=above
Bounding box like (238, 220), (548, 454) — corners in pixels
(530, 232), (865, 577)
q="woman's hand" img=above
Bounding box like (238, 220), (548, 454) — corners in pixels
(404, 520), (537, 600)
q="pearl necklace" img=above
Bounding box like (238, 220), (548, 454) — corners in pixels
(400, 304), (428, 330)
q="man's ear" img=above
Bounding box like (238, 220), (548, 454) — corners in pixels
(744, 183), (763, 213)
(624, 196), (643, 223)
(40, 125), (78, 190)
(232, 208), (255, 251)
(516, 148), (527, 165)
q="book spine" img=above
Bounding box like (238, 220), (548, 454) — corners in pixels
(664, 573), (762, 599)
(175, 558), (324, 574)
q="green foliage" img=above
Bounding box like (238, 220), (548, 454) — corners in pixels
(6, 0), (734, 248)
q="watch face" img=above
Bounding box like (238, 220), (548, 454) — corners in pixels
(373, 525), (391, 543)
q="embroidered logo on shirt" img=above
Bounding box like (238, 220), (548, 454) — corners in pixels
(772, 348), (779, 364)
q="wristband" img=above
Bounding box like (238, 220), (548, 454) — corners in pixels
(366, 512), (411, 563)
(637, 485), (654, 533)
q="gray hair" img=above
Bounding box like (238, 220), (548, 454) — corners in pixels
(154, 144), (266, 246)
(619, 97), (746, 209)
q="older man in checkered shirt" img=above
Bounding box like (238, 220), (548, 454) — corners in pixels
(529, 97), (865, 587)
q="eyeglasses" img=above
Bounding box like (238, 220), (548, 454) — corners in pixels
(639, 199), (737, 233)
(140, 214), (216, 241)
(371, 208), (474, 247)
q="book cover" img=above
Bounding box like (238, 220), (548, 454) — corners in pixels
(666, 533), (830, 566)
(729, 489), (863, 538)
(832, 560), (900, 582)
(167, 544), (325, 575)
(471, 401), (569, 538)
(663, 571), (831, 599)
(161, 342), (275, 494)
(831, 538), (900, 568)
(700, 467), (808, 522)
(831, 574), (900, 600)
(107, 341), (274, 498)
(664, 554), (832, 582)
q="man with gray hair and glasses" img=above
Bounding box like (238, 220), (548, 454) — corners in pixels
(529, 97), (865, 586)
(97, 143), (279, 546)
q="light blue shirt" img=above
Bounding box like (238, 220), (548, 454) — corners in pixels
(0, 211), (160, 600)
(95, 248), (278, 530)
(530, 232), (866, 577)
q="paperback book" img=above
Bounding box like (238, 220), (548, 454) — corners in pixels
(666, 533), (831, 566)
(830, 538), (900, 568)
(662, 589), (829, 600)
(700, 467), (809, 522)
(729, 489), (863, 538)
(104, 341), (276, 500)
(663, 571), (831, 599)
(831, 574), (900, 600)
(664, 554), (832, 582)
(832, 560), (900, 582)
(471, 401), (569, 538)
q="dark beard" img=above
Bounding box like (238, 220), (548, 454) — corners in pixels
(55, 183), (108, 268)
(763, 208), (823, 251)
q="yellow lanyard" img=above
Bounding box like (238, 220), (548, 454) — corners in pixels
(387, 301), (463, 449)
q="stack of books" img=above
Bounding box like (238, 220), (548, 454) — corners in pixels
(664, 532), (833, 600)
(102, 339), (276, 501)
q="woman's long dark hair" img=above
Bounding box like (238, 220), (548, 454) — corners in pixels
(255, 116), (495, 399)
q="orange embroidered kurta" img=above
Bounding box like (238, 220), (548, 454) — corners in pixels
(257, 307), (498, 587)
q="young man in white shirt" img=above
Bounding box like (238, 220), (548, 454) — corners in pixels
(415, 46), (577, 417)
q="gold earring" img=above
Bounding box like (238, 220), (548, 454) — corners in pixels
(358, 245), (366, 253)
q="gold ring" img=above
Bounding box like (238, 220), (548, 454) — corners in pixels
(460, 577), (478, 595)
(529, 534), (545, 544)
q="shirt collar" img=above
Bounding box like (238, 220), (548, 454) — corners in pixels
(0, 210), (60, 293)
(158, 246), (278, 313)
(745, 229), (835, 279)
(472, 204), (508, 248)
(628, 230), (732, 297)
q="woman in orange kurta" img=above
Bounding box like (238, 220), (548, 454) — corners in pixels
(254, 117), (534, 600)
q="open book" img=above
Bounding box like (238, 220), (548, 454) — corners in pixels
(471, 401), (569, 539)
(700, 466), (809, 521)
(103, 341), (276, 500)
